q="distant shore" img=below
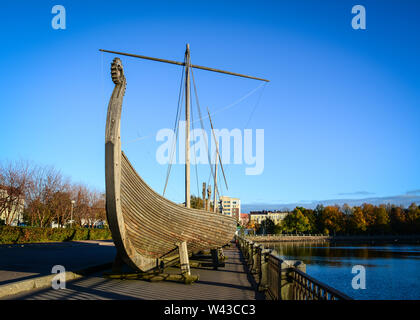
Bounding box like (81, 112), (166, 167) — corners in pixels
(245, 234), (420, 244)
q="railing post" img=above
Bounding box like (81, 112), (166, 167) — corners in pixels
(293, 261), (306, 300)
(244, 239), (249, 260)
(264, 250), (350, 300)
(279, 260), (306, 300)
(248, 241), (254, 267)
(258, 248), (271, 292)
(251, 244), (260, 274)
(294, 260), (306, 273)
(250, 243), (255, 267)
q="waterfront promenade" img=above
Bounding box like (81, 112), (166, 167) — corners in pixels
(2, 241), (263, 300)
(0, 240), (116, 286)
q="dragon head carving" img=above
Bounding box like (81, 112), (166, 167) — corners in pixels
(111, 58), (125, 85)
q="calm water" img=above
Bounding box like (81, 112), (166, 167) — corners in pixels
(266, 242), (420, 300)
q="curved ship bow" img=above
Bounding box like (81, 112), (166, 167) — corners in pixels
(105, 58), (237, 272)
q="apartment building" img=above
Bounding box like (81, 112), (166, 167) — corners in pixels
(218, 196), (241, 221)
(249, 211), (288, 225)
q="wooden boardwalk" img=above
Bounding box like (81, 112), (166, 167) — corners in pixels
(8, 242), (264, 300)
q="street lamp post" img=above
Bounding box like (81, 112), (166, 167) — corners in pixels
(70, 200), (75, 228)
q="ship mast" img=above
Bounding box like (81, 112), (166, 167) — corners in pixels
(185, 44), (191, 208)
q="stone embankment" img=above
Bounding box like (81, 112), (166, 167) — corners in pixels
(246, 234), (420, 243)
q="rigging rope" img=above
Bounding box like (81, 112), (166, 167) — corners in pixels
(216, 161), (224, 205)
(206, 148), (221, 199)
(123, 82), (266, 145)
(206, 107), (228, 191)
(190, 65), (219, 193)
(192, 82), (266, 126)
(213, 149), (221, 199)
(244, 82), (267, 128)
(162, 62), (185, 196)
(190, 75), (200, 197)
(121, 53), (268, 203)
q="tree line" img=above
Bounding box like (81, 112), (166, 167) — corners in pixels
(253, 203), (420, 235)
(0, 160), (106, 228)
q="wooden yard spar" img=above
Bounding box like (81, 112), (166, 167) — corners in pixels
(102, 45), (268, 276)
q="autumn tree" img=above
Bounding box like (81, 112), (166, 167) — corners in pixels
(90, 192), (106, 227)
(83, 191), (106, 227)
(389, 205), (406, 234)
(0, 159), (108, 229)
(372, 206), (390, 234)
(362, 203), (376, 233)
(49, 190), (72, 227)
(319, 205), (345, 235)
(406, 203), (420, 233)
(247, 220), (258, 232)
(71, 184), (92, 227)
(190, 195), (204, 210)
(347, 206), (367, 234)
(25, 165), (69, 227)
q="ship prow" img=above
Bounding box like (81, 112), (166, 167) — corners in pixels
(105, 57), (237, 273)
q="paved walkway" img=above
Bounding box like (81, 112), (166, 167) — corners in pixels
(6, 244), (264, 300)
(0, 240), (116, 285)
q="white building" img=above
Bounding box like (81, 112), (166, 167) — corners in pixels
(249, 211), (288, 225)
(219, 196), (241, 222)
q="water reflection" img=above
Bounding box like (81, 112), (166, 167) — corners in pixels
(262, 241), (420, 300)
(266, 242), (420, 266)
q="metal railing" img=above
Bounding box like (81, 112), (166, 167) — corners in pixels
(236, 235), (352, 300)
(245, 234), (331, 243)
(248, 233), (326, 237)
(291, 268), (353, 300)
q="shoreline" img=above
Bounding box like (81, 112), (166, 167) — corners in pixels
(245, 234), (420, 244)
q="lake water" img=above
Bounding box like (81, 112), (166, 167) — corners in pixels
(265, 242), (420, 300)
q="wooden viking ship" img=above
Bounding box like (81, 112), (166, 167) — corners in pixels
(103, 45), (269, 277)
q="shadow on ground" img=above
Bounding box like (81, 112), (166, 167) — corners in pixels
(0, 240), (116, 285)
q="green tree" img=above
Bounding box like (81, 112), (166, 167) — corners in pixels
(281, 208), (311, 233)
(314, 204), (325, 233)
(372, 206), (390, 234)
(273, 223), (283, 235)
(257, 218), (275, 235)
(299, 207), (317, 233)
(389, 205), (406, 234)
(407, 203), (420, 233)
(190, 195), (213, 211)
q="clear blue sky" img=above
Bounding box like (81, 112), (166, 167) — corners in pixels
(1, 0), (419, 205)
